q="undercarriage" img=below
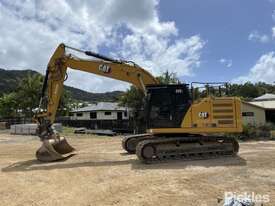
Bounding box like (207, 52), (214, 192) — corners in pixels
(122, 134), (239, 163)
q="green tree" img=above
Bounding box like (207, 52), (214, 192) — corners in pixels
(0, 92), (19, 118)
(237, 82), (260, 99)
(228, 82), (262, 100)
(119, 86), (144, 112)
(16, 73), (43, 117)
(156, 70), (179, 84)
(17, 73), (75, 117)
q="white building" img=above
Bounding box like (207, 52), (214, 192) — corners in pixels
(70, 102), (129, 121)
(241, 101), (266, 125)
(248, 93), (275, 124)
(240, 93), (275, 126)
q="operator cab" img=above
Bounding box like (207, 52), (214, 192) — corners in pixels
(145, 84), (191, 129)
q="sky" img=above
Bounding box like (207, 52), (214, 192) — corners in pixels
(0, 0), (275, 92)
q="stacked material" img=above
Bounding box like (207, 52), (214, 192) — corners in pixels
(0, 122), (8, 130)
(74, 128), (116, 136)
(10, 123), (62, 135)
(10, 124), (37, 135)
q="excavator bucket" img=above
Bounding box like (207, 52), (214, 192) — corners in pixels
(36, 137), (75, 162)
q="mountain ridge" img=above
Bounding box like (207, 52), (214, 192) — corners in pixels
(0, 68), (124, 102)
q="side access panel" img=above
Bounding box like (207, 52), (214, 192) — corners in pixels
(148, 97), (242, 134)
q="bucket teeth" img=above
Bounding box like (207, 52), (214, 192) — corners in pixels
(36, 137), (75, 162)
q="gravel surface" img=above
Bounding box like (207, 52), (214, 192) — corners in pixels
(0, 132), (274, 206)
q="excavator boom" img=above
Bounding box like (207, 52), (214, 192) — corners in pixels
(34, 43), (158, 161)
(34, 43), (242, 163)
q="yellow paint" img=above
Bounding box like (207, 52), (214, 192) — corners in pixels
(38, 43), (243, 136)
(149, 96), (243, 134)
(41, 44), (158, 124)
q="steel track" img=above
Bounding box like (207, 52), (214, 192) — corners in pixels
(135, 135), (239, 164)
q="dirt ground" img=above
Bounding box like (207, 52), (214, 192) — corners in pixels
(0, 131), (275, 206)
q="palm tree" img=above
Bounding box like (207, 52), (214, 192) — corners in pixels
(16, 73), (43, 117)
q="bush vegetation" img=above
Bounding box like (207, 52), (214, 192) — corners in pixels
(238, 122), (275, 140)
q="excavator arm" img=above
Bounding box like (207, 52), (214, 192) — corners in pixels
(34, 43), (158, 161)
(33, 43), (242, 163)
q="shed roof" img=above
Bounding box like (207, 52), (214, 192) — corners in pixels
(72, 102), (127, 113)
(248, 101), (275, 110)
(249, 93), (275, 109)
(253, 93), (275, 101)
(242, 101), (265, 110)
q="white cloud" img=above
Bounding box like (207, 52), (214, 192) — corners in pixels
(219, 58), (232, 68)
(233, 52), (275, 83)
(0, 0), (205, 92)
(248, 31), (269, 43)
(115, 34), (205, 77)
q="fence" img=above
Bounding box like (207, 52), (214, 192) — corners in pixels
(57, 118), (134, 133)
(1, 117), (138, 134)
(0, 117), (32, 129)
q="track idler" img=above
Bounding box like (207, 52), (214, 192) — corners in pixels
(36, 136), (75, 162)
(122, 134), (153, 154)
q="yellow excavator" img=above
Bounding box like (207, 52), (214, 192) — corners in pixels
(34, 43), (242, 163)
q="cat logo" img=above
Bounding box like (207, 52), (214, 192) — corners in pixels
(99, 64), (111, 73)
(198, 112), (208, 119)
